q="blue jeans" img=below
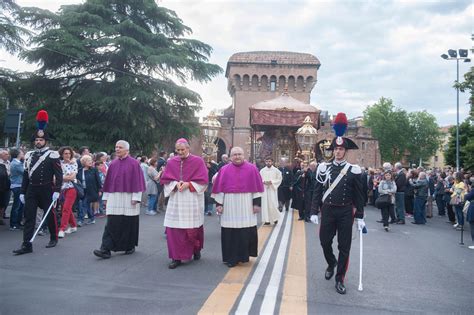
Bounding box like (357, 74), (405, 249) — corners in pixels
(10, 187), (23, 227)
(395, 192), (405, 221)
(454, 204), (464, 226)
(414, 196), (427, 224)
(148, 194), (157, 212)
(78, 198), (94, 223)
(205, 203), (214, 214)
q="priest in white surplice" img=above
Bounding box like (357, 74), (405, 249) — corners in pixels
(160, 138), (209, 269)
(260, 157), (282, 225)
(212, 147), (264, 268)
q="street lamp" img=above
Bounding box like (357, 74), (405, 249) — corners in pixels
(441, 49), (471, 171)
(295, 116), (318, 161)
(201, 111), (221, 158)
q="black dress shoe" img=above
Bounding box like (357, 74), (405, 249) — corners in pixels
(45, 240), (57, 248)
(325, 265), (335, 280)
(193, 251), (201, 260)
(124, 248), (135, 255)
(264, 222), (271, 225)
(227, 262), (236, 268)
(396, 220), (405, 225)
(93, 249), (111, 259)
(13, 244), (33, 255)
(335, 281), (346, 294)
(274, 220), (278, 225)
(168, 260), (181, 269)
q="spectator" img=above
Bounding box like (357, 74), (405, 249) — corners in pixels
(405, 169), (416, 217)
(378, 170), (397, 231)
(77, 155), (102, 226)
(58, 147), (78, 238)
(9, 149), (24, 230)
(409, 171), (428, 225)
(464, 186), (474, 250)
(434, 173), (447, 216)
(394, 162), (406, 224)
(0, 149), (11, 224)
(145, 158), (161, 215)
(444, 176), (456, 224)
(451, 172), (467, 230)
(204, 159), (218, 216)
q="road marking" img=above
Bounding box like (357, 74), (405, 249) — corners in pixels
(234, 210), (287, 314)
(198, 218), (274, 314)
(279, 212), (307, 315)
(259, 209), (293, 314)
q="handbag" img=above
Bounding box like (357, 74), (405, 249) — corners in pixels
(449, 195), (461, 206)
(375, 194), (391, 208)
(73, 181), (85, 199)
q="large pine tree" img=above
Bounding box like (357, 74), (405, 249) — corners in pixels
(18, 0), (222, 151)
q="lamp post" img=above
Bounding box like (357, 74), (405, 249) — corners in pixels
(295, 116), (318, 161)
(441, 49), (471, 172)
(201, 112), (221, 159)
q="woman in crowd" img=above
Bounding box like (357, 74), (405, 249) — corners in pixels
(145, 158), (161, 215)
(378, 170), (397, 231)
(77, 155), (102, 226)
(434, 173), (447, 216)
(94, 152), (109, 216)
(405, 169), (416, 217)
(409, 171), (428, 225)
(464, 183), (474, 250)
(451, 172), (467, 230)
(58, 147), (78, 238)
(444, 176), (456, 224)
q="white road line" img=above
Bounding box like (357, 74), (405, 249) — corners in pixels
(235, 210), (286, 315)
(259, 208), (293, 314)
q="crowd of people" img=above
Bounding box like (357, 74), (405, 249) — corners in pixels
(0, 110), (473, 297)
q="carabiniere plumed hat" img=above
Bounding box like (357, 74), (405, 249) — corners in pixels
(30, 110), (55, 142)
(328, 112), (359, 150)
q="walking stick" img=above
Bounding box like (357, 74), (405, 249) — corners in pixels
(30, 199), (57, 243)
(358, 228), (363, 291)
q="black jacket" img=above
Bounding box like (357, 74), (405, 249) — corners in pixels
(77, 167), (102, 202)
(22, 149), (63, 193)
(395, 171), (406, 193)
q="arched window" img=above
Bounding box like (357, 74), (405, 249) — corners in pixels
(270, 75), (277, 91)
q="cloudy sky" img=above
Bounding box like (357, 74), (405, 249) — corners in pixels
(1, 0), (473, 126)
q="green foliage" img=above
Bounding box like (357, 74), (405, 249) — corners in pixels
(406, 111), (442, 165)
(363, 97), (410, 162)
(364, 98), (442, 165)
(455, 66), (474, 119)
(13, 0), (222, 152)
(0, 0), (31, 55)
(444, 121), (474, 171)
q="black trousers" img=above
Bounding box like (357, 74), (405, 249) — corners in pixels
(381, 204), (395, 226)
(446, 203), (456, 223)
(23, 185), (57, 245)
(435, 196), (446, 216)
(319, 204), (353, 283)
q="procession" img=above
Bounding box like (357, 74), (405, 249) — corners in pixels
(1, 0), (473, 314)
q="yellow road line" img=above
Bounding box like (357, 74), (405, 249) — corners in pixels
(279, 214), (307, 315)
(198, 225), (273, 315)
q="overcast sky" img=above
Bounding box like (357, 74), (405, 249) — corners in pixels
(1, 0), (473, 126)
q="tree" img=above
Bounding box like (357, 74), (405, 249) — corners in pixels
(445, 66), (474, 171)
(0, 0), (30, 54)
(17, 0), (222, 151)
(406, 111), (441, 165)
(363, 97), (410, 162)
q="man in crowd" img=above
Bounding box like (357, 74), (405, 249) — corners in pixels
(212, 147), (264, 267)
(394, 162), (406, 224)
(160, 139), (208, 269)
(93, 140), (146, 259)
(9, 148), (24, 231)
(259, 157), (282, 225)
(13, 110), (63, 255)
(217, 154), (229, 171)
(0, 149), (11, 224)
(278, 158), (293, 212)
(311, 112), (365, 295)
(303, 161), (317, 222)
(156, 151), (168, 212)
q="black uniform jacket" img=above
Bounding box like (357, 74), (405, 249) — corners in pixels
(21, 148), (63, 194)
(311, 161), (365, 219)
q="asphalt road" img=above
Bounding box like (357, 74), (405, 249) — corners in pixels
(0, 205), (473, 315)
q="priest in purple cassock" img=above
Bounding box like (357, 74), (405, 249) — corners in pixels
(93, 140), (146, 259)
(161, 138), (208, 269)
(211, 147), (264, 268)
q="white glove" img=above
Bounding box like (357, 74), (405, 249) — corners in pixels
(310, 215), (319, 224)
(356, 218), (366, 231)
(52, 192), (60, 201)
(19, 194), (25, 204)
